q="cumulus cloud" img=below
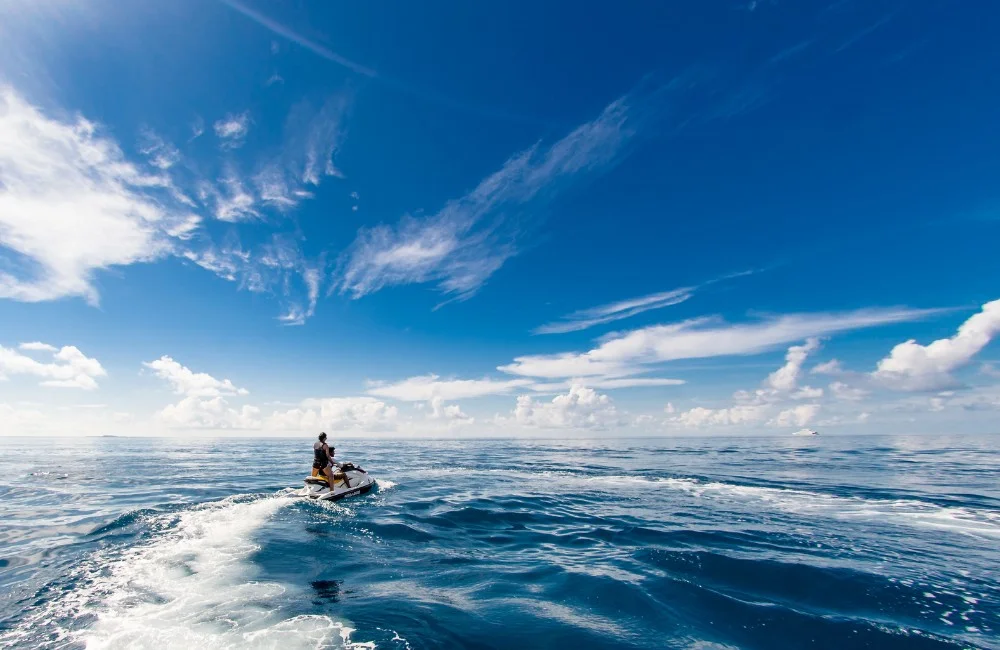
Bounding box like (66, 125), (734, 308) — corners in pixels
(872, 299), (1000, 391)
(157, 396), (261, 429)
(429, 396), (472, 424)
(144, 356), (261, 429)
(0, 343), (106, 390)
(829, 381), (868, 401)
(143, 356), (248, 398)
(513, 384), (622, 429)
(502, 307), (936, 380)
(811, 359), (844, 375)
(266, 397), (398, 432)
(213, 111), (251, 148)
(0, 86), (199, 304)
(672, 339), (829, 429)
(767, 338), (820, 391)
(338, 90), (641, 302)
(674, 404), (769, 427)
(770, 403), (820, 427)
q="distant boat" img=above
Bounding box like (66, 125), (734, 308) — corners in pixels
(792, 428), (819, 436)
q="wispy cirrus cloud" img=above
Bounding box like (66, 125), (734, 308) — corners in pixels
(218, 0), (377, 78)
(535, 271), (756, 335)
(366, 374), (534, 402)
(0, 86), (199, 305)
(502, 307), (942, 380)
(213, 111), (251, 149)
(0, 82), (349, 324)
(337, 87), (646, 302)
(535, 287), (696, 335)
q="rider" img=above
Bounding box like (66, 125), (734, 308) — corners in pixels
(312, 432), (350, 488)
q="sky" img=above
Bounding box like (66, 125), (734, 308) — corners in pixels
(1, 0), (999, 438)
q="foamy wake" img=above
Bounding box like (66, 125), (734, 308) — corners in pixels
(3, 496), (376, 650)
(647, 477), (1000, 539)
(420, 466), (1000, 539)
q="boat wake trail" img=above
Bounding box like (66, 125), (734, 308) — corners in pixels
(1, 495), (374, 650)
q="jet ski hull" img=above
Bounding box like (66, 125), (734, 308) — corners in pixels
(294, 466), (375, 501)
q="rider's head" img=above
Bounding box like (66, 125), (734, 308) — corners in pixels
(318, 432), (327, 441)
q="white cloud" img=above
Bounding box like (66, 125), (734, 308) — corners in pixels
(143, 356), (248, 398)
(200, 170), (259, 222)
(683, 392), (818, 430)
(535, 287), (695, 335)
(338, 91), (639, 301)
(501, 308), (936, 379)
(0, 402), (47, 433)
(533, 271), (755, 335)
(156, 396), (261, 430)
(872, 299), (1000, 391)
(767, 338), (820, 391)
(296, 96), (349, 186)
(138, 128), (181, 170)
(770, 403), (820, 427)
(982, 362), (1000, 378)
(791, 386), (823, 400)
(0, 86), (198, 304)
(811, 359), (844, 375)
(191, 117), (205, 140)
(829, 381), (868, 401)
(19, 341), (56, 352)
(144, 356), (261, 429)
(213, 111), (251, 148)
(513, 384), (622, 429)
(429, 396), (472, 423)
(0, 343), (106, 390)
(278, 265), (322, 326)
(267, 397), (398, 432)
(253, 164), (298, 210)
(674, 404), (769, 427)
(367, 374), (533, 402)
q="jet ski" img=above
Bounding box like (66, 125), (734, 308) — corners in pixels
(294, 462), (375, 501)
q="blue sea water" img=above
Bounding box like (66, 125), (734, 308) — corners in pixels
(0, 436), (997, 650)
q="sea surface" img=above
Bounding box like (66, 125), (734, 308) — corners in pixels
(0, 435), (997, 650)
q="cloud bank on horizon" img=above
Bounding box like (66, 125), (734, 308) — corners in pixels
(1, 0), (999, 436)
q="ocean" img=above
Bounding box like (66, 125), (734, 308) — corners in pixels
(0, 435), (996, 649)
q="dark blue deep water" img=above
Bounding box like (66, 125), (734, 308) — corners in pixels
(0, 436), (997, 649)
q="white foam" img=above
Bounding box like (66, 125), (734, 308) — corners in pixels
(419, 467), (1000, 538)
(376, 479), (397, 490)
(652, 477), (1000, 539)
(2, 496), (375, 649)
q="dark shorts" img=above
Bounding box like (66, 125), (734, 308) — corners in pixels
(313, 462), (332, 471)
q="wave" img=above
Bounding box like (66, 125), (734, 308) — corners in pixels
(648, 477), (1000, 539)
(0, 495), (376, 649)
(408, 466), (1000, 539)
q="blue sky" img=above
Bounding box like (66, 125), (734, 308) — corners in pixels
(1, 0), (999, 437)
